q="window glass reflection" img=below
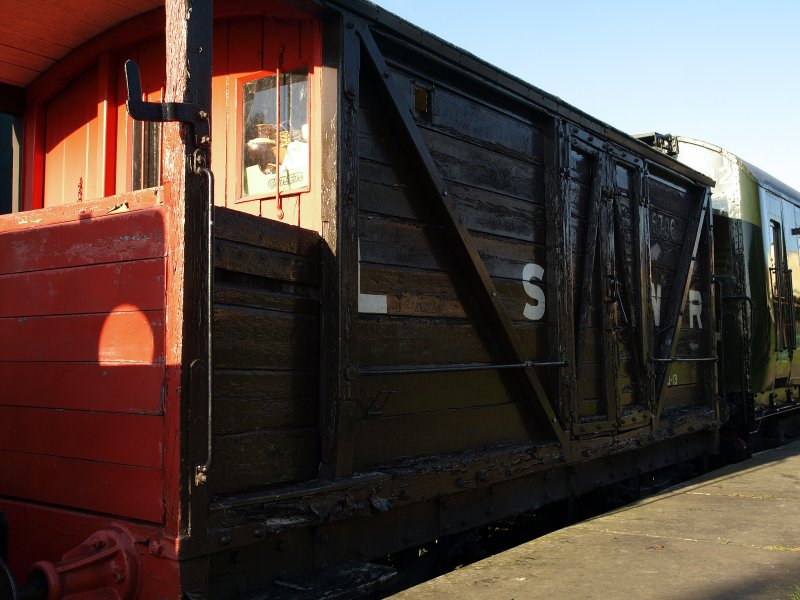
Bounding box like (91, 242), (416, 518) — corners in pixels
(242, 68), (309, 197)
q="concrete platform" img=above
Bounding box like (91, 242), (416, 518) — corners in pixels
(389, 441), (800, 600)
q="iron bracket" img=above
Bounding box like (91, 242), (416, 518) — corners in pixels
(124, 59), (211, 155)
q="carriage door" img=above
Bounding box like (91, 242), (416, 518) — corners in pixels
(569, 136), (648, 437)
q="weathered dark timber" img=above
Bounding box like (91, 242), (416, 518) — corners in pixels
(356, 24), (569, 450)
(544, 119), (574, 426)
(574, 162), (603, 382)
(319, 21), (361, 479)
(210, 207), (324, 496)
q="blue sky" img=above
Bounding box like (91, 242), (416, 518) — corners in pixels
(372, 0), (800, 191)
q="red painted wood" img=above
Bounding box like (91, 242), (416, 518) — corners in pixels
(97, 51), (118, 197)
(0, 407), (162, 467)
(0, 258), (165, 318)
(25, 9), (165, 105)
(22, 102), (45, 211)
(0, 451), (163, 522)
(0, 362), (164, 413)
(0, 188), (163, 232)
(214, 0), (311, 20)
(0, 499), (179, 596)
(43, 64), (100, 206)
(0, 208), (166, 274)
(211, 23), (228, 207)
(0, 310), (165, 363)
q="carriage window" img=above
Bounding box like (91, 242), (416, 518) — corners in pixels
(769, 220), (794, 350)
(241, 67), (309, 198)
(131, 120), (161, 191)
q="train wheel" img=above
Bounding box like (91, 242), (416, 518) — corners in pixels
(0, 556), (17, 600)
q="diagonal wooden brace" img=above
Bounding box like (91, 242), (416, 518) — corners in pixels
(356, 25), (568, 450)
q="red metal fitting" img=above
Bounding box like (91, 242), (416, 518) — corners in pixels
(28, 527), (140, 600)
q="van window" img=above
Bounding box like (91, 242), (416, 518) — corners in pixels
(240, 67), (309, 199)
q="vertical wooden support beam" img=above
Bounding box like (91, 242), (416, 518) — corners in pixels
(96, 51), (118, 198)
(599, 163), (619, 422)
(705, 198), (719, 421)
(159, 0), (213, 549)
(637, 168), (654, 408)
(21, 102), (45, 210)
(573, 161), (603, 381)
(319, 19), (359, 479)
(544, 119), (574, 428)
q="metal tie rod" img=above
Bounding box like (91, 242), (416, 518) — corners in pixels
(358, 360), (568, 376)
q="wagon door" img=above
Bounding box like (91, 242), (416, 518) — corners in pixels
(568, 135), (649, 437)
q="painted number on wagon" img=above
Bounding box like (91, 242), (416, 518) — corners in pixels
(522, 263), (545, 321)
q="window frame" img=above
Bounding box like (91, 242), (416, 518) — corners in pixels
(234, 60), (312, 205)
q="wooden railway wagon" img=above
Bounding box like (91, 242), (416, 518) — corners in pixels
(0, 0), (718, 597)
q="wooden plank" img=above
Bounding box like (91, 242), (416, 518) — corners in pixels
(215, 284), (319, 314)
(214, 369), (318, 433)
(361, 216), (548, 289)
(0, 362), (164, 413)
(423, 85), (542, 158)
(648, 178), (692, 219)
(211, 428), (320, 494)
(43, 63), (99, 206)
(223, 17), (264, 204)
(0, 451), (163, 522)
(215, 239), (320, 286)
(214, 206), (322, 257)
(357, 316), (495, 367)
(0, 310), (165, 362)
(0, 59), (42, 87)
(359, 160), (436, 223)
(357, 369), (519, 418)
(352, 403), (543, 469)
(472, 233), (547, 281)
(0, 258), (165, 318)
(211, 22), (228, 208)
(452, 184), (545, 243)
(650, 209), (690, 247)
(214, 306), (319, 370)
(360, 263), (478, 319)
(423, 127), (541, 202)
(359, 215), (455, 271)
(0, 407), (162, 467)
(0, 207), (166, 274)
